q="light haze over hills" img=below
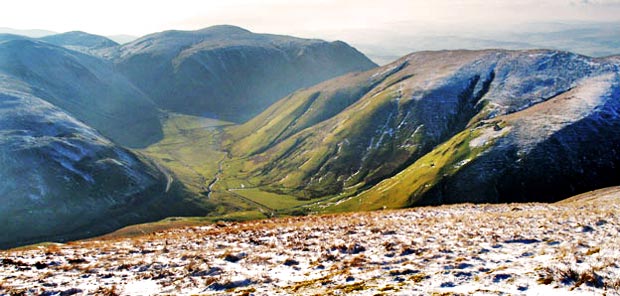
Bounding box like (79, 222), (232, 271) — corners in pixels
(0, 2), (619, 293)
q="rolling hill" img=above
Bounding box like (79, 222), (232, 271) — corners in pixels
(109, 25), (377, 122)
(341, 21), (620, 65)
(0, 84), (213, 249)
(224, 49), (620, 211)
(0, 36), (163, 148)
(39, 31), (118, 56)
(0, 27), (377, 248)
(0, 27), (56, 38)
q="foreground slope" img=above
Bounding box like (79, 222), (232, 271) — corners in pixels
(225, 50), (620, 210)
(111, 25), (377, 122)
(0, 84), (211, 249)
(0, 37), (162, 148)
(1, 191), (618, 295)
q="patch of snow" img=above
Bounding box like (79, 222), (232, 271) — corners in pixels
(469, 125), (511, 149)
(123, 280), (160, 295)
(396, 111), (411, 130)
(55, 157), (95, 184)
(511, 73), (617, 150)
(453, 158), (471, 169)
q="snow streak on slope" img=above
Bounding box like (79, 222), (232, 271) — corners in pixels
(0, 88), (168, 248)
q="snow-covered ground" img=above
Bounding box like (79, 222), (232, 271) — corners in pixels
(1, 194), (619, 295)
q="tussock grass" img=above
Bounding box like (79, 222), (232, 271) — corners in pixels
(1, 195), (618, 295)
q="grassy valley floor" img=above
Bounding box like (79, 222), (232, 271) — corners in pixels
(1, 190), (619, 295)
(138, 113), (271, 220)
(138, 112), (338, 219)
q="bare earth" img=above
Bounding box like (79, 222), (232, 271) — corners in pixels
(1, 191), (619, 295)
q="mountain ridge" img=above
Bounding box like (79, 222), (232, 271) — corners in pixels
(222, 49), (620, 211)
(110, 25), (378, 122)
(39, 31), (118, 56)
(0, 37), (164, 148)
(0, 26), (378, 248)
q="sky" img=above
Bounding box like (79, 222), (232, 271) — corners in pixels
(2, 0), (620, 37)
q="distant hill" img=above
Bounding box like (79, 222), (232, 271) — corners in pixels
(107, 34), (138, 44)
(109, 25), (377, 122)
(0, 37), (162, 148)
(40, 31), (118, 56)
(0, 27), (56, 38)
(341, 22), (620, 65)
(225, 49), (620, 211)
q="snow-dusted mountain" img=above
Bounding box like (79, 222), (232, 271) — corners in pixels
(225, 49), (620, 211)
(2, 24), (620, 250)
(1, 24), (620, 294)
(0, 26), (378, 248)
(0, 36), (163, 148)
(0, 85), (174, 249)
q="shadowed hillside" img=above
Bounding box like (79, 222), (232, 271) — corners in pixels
(0, 86), (214, 249)
(110, 25), (377, 122)
(0, 36), (163, 148)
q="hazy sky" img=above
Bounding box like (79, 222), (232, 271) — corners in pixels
(2, 0), (620, 37)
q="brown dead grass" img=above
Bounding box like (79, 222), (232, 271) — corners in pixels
(1, 193), (618, 295)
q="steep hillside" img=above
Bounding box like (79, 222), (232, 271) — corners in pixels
(224, 50), (620, 209)
(0, 37), (162, 148)
(110, 25), (377, 122)
(0, 27), (378, 248)
(39, 31), (118, 56)
(0, 85), (213, 249)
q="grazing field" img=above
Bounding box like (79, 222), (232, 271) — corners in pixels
(229, 188), (312, 210)
(140, 113), (231, 196)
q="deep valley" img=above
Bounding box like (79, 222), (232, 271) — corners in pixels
(1, 22), (620, 295)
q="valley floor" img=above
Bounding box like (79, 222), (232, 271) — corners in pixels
(1, 193), (619, 295)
